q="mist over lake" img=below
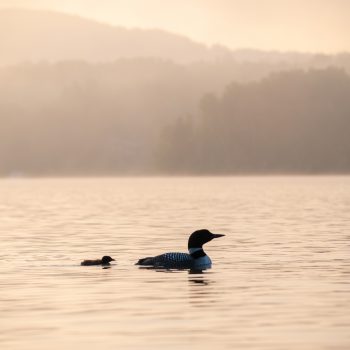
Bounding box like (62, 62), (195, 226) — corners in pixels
(1, 10), (350, 176)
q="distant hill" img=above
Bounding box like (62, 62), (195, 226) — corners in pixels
(2, 9), (350, 67)
(0, 8), (233, 65)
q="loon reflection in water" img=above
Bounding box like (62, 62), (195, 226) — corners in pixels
(136, 229), (225, 270)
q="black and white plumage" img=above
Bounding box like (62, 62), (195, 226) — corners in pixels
(136, 229), (225, 270)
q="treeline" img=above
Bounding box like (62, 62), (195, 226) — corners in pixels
(156, 68), (350, 174)
(0, 61), (349, 175)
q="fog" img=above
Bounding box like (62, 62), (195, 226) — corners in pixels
(1, 8), (350, 176)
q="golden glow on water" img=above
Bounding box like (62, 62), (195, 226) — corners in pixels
(0, 177), (349, 349)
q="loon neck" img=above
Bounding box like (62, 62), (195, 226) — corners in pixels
(189, 247), (206, 259)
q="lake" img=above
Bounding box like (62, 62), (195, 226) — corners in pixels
(0, 176), (349, 349)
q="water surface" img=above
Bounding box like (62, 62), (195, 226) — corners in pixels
(0, 177), (349, 349)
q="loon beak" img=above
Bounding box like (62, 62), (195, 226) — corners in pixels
(111, 258), (115, 261)
(212, 233), (225, 239)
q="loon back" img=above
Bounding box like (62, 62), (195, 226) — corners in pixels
(136, 251), (212, 269)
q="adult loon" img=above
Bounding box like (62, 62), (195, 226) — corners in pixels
(81, 256), (115, 266)
(136, 229), (225, 269)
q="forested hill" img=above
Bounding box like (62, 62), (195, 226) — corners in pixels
(156, 68), (350, 174)
(0, 63), (349, 175)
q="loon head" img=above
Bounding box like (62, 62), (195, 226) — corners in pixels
(188, 229), (225, 249)
(101, 256), (115, 264)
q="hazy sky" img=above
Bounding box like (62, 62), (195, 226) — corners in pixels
(1, 0), (349, 53)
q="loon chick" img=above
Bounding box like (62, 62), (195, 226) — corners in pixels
(136, 229), (225, 270)
(81, 256), (115, 266)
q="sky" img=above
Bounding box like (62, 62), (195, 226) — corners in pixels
(0, 0), (349, 53)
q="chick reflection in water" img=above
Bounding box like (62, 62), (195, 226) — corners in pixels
(136, 229), (225, 270)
